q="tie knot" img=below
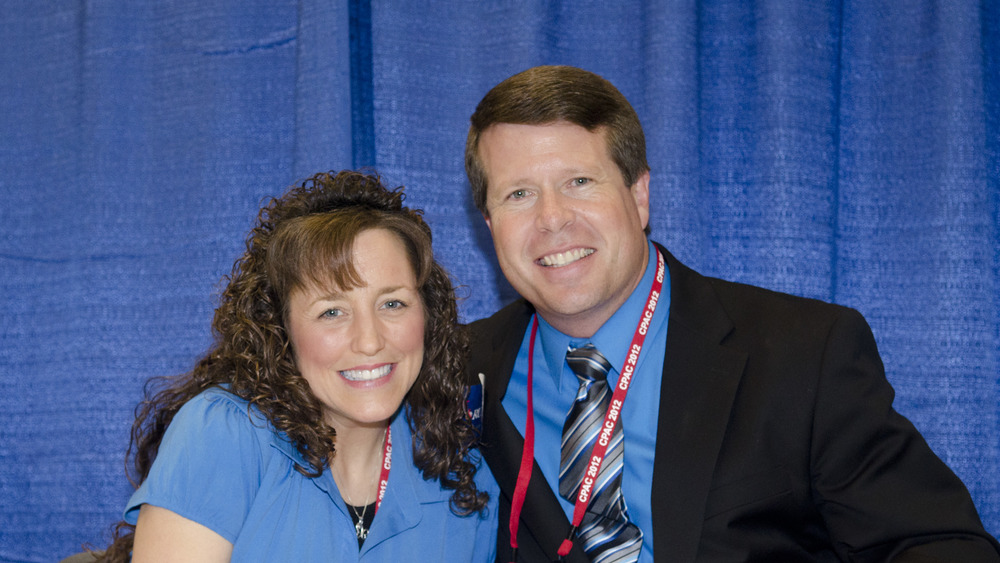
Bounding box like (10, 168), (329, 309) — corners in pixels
(566, 344), (612, 383)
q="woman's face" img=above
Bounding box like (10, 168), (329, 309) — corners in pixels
(286, 228), (425, 431)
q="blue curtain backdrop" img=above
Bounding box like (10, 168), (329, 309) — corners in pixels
(1, 1), (998, 561)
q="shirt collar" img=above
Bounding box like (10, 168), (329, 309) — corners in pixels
(538, 240), (663, 388)
(269, 410), (451, 504)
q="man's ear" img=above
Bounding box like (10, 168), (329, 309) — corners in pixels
(632, 170), (651, 230)
(484, 214), (493, 234)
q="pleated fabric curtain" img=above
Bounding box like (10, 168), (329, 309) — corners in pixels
(0, 1), (996, 561)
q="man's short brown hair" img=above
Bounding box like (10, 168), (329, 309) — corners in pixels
(465, 65), (650, 215)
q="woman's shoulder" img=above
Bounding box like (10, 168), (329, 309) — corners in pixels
(124, 388), (282, 539)
(176, 385), (247, 416)
(184, 385), (250, 412)
(177, 386), (309, 468)
(169, 386), (273, 444)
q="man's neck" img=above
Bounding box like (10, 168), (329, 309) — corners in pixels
(540, 247), (650, 338)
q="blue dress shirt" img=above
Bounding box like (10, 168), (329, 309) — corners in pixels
(501, 241), (670, 562)
(126, 387), (498, 561)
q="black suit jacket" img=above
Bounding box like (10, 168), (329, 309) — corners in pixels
(468, 244), (1000, 562)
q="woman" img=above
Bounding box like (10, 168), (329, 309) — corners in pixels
(100, 170), (496, 561)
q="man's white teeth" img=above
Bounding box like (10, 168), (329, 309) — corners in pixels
(340, 365), (392, 381)
(539, 248), (594, 267)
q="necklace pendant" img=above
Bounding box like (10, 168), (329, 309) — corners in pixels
(355, 519), (368, 540)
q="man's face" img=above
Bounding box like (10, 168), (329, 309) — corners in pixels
(479, 121), (650, 338)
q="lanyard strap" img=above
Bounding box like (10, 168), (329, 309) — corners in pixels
(508, 320), (540, 562)
(374, 426), (392, 516)
(508, 248), (665, 561)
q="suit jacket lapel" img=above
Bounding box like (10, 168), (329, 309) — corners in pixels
(651, 245), (748, 563)
(477, 300), (529, 496)
(476, 246), (747, 562)
(473, 301), (589, 562)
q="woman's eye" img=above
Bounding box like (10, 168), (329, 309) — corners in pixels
(383, 299), (406, 310)
(320, 309), (342, 318)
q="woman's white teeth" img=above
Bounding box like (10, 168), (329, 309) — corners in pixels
(539, 248), (594, 267)
(341, 365), (391, 381)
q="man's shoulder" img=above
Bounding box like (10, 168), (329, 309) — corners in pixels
(464, 299), (534, 367)
(663, 245), (863, 339)
(706, 274), (848, 314)
(468, 298), (534, 333)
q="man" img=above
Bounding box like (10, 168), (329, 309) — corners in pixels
(464, 65), (1000, 562)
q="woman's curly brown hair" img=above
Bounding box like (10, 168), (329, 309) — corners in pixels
(101, 170), (487, 561)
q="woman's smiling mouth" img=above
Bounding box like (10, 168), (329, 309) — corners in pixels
(339, 364), (393, 382)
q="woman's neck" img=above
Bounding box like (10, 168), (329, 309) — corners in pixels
(330, 423), (388, 506)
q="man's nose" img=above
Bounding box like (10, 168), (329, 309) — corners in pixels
(535, 191), (574, 232)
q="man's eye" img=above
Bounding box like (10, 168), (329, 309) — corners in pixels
(572, 177), (590, 186)
(510, 189), (528, 200)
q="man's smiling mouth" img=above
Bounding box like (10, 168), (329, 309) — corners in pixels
(538, 248), (594, 267)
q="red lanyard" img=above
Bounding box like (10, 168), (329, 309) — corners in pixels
(374, 426), (392, 515)
(508, 249), (665, 561)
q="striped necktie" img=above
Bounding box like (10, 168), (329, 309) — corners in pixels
(560, 344), (642, 562)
